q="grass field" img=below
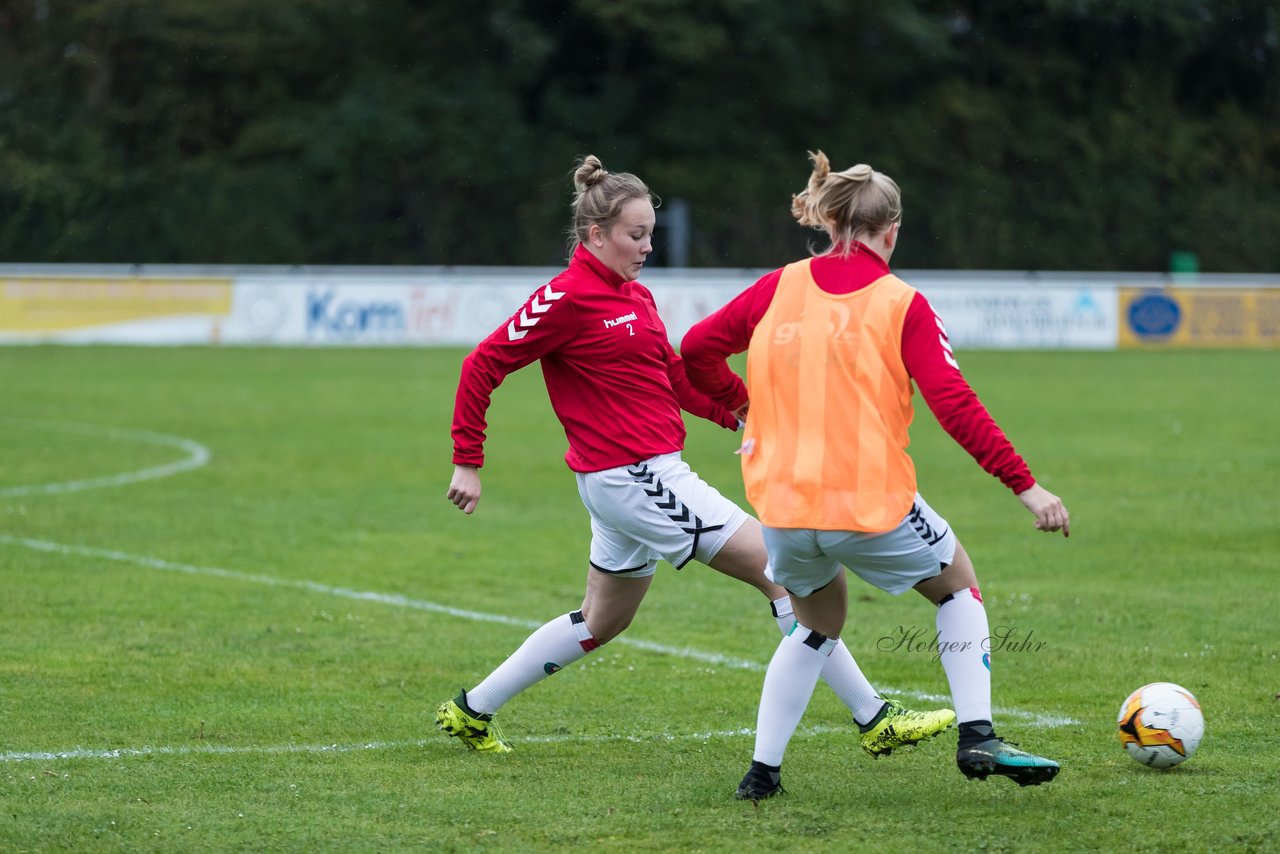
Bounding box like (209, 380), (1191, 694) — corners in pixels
(1, 345), (1277, 852)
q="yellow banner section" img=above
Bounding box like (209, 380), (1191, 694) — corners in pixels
(1119, 287), (1280, 348)
(0, 277), (233, 332)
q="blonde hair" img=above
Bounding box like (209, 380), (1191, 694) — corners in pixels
(567, 155), (657, 256)
(791, 150), (901, 257)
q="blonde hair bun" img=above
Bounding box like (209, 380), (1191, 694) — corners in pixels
(574, 155), (608, 192)
(791, 150), (901, 255)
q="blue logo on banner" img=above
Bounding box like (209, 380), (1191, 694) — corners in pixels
(1127, 291), (1181, 340)
(1073, 291), (1100, 313)
(307, 290), (405, 337)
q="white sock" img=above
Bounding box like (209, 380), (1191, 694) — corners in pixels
(770, 596), (796, 635)
(752, 623), (835, 766)
(936, 587), (993, 723)
(466, 610), (598, 715)
(771, 597), (883, 725)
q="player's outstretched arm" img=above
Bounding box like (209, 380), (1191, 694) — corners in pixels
(447, 464), (482, 515)
(1015, 483), (1070, 537)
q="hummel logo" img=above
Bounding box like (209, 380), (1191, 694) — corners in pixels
(603, 311), (638, 329)
(507, 284), (566, 341)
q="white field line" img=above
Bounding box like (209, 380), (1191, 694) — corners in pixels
(0, 421), (1077, 763)
(0, 533), (1079, 768)
(0, 725), (852, 764)
(0, 419), (211, 497)
(0, 534), (763, 670)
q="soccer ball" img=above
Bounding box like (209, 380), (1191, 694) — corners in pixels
(1117, 682), (1204, 768)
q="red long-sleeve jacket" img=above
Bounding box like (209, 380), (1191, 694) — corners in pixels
(452, 245), (738, 472)
(680, 245), (1035, 494)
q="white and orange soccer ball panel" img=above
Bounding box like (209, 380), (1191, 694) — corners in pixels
(1117, 682), (1205, 768)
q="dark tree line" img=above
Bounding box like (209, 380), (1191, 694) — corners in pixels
(2, 0), (1277, 270)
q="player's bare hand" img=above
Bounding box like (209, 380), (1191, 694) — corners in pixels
(1016, 483), (1070, 538)
(732, 401), (750, 421)
(447, 465), (482, 514)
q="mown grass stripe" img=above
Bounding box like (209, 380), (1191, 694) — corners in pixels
(0, 533), (1079, 739)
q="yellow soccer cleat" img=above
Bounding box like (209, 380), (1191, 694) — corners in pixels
(858, 699), (957, 758)
(435, 691), (513, 753)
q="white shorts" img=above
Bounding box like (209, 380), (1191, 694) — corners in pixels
(763, 493), (957, 597)
(574, 452), (750, 577)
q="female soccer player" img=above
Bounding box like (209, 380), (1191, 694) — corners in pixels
(681, 151), (1071, 799)
(436, 155), (954, 757)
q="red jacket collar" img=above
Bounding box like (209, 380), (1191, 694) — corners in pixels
(811, 241), (891, 278)
(850, 241), (890, 272)
(571, 243), (628, 288)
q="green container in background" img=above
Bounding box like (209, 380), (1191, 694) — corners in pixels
(1170, 250), (1200, 275)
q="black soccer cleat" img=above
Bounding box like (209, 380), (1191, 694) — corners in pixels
(956, 736), (1061, 787)
(735, 760), (785, 801)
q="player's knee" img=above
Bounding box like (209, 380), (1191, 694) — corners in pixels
(578, 604), (636, 643)
(588, 613), (632, 643)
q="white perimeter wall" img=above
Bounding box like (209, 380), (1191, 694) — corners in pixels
(3, 265), (1277, 349)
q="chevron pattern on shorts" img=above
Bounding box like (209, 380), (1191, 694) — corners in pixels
(627, 463), (725, 568)
(908, 502), (948, 546)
